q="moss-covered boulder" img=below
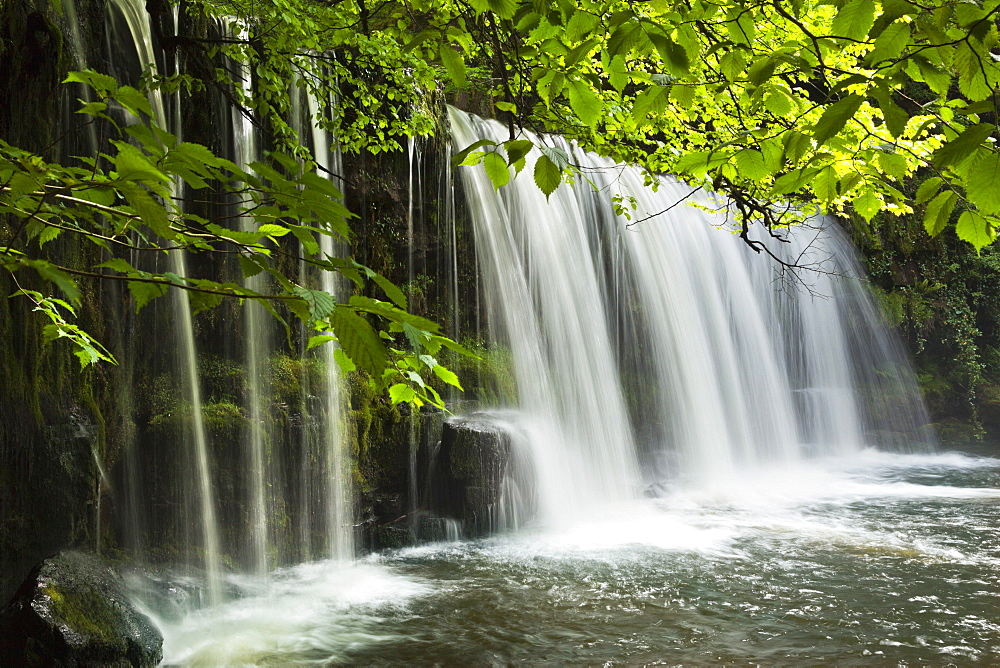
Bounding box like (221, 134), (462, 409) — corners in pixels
(0, 551), (162, 666)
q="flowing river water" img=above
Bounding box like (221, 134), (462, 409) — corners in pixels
(154, 449), (999, 665)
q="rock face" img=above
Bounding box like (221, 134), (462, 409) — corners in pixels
(421, 413), (517, 537)
(0, 551), (163, 666)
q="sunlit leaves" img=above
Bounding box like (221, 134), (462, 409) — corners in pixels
(831, 0), (877, 41)
(956, 209), (995, 251)
(813, 95), (864, 146)
(924, 190), (958, 236)
(533, 153), (563, 198)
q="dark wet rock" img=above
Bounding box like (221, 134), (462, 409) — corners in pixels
(0, 551), (162, 666)
(422, 413), (514, 537)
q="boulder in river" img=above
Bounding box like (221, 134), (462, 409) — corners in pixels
(0, 551), (162, 666)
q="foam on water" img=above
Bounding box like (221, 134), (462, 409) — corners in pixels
(155, 561), (430, 665)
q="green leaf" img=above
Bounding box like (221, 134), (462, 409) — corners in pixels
(867, 20), (910, 64)
(113, 143), (168, 183)
(567, 78), (602, 128)
(295, 287), (337, 320)
(307, 334), (338, 350)
(965, 151), (1000, 215)
(483, 151), (511, 190)
(877, 151), (907, 181)
(96, 258), (134, 273)
(440, 44), (466, 87)
(331, 306), (388, 377)
(734, 149), (768, 180)
(915, 176), (943, 205)
(432, 363), (463, 390)
(115, 85), (153, 118)
(853, 190), (881, 222)
(923, 190), (957, 237)
(64, 70), (117, 93)
(533, 153), (562, 198)
(632, 85), (668, 122)
(647, 32), (689, 76)
(956, 210), (995, 251)
(127, 279), (168, 312)
(388, 383), (417, 405)
(933, 124), (994, 170)
(119, 184), (172, 239)
(504, 140), (534, 166)
(372, 273), (407, 309)
(831, 0), (876, 41)
(872, 88), (908, 139)
(813, 94), (864, 146)
(333, 347), (356, 373)
(29, 261), (81, 304)
(814, 166), (839, 202)
(452, 139), (496, 168)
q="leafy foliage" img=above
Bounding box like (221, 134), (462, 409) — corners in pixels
(0, 76), (464, 408)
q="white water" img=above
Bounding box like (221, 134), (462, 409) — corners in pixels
(449, 109), (933, 528)
(304, 86), (354, 563)
(155, 450), (1000, 664)
(107, 0), (224, 601)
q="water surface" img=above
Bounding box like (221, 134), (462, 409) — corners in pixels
(158, 450), (1000, 665)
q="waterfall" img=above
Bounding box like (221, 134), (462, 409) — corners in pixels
(449, 109), (933, 522)
(303, 88), (354, 563)
(105, 0), (223, 601)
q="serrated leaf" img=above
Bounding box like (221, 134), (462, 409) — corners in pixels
(956, 209), (995, 250)
(128, 279), (168, 312)
(388, 383), (417, 405)
(504, 140), (534, 166)
(734, 149), (769, 180)
(632, 85), (668, 122)
(307, 334), (338, 350)
(96, 258), (134, 273)
(915, 176), (943, 205)
(452, 139), (496, 168)
(965, 151), (1000, 215)
(483, 151), (511, 190)
(239, 255), (266, 279)
(933, 124), (994, 170)
(333, 347), (356, 373)
(853, 190), (881, 221)
(567, 78), (602, 128)
(114, 143), (168, 183)
(813, 94), (864, 146)
(332, 306), (388, 377)
(867, 20), (909, 64)
(533, 153), (562, 198)
(257, 223), (289, 238)
(831, 0), (876, 41)
(295, 287), (337, 320)
(814, 165), (839, 202)
(372, 273), (407, 309)
(877, 151), (908, 181)
(432, 364), (463, 390)
(923, 190), (957, 236)
(872, 88), (908, 139)
(115, 85), (153, 118)
(440, 44), (466, 87)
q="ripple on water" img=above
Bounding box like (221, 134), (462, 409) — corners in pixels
(146, 451), (1000, 665)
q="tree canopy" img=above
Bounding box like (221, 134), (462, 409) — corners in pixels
(3, 0), (1000, 395)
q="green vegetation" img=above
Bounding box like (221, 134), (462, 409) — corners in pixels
(4, 0), (1000, 413)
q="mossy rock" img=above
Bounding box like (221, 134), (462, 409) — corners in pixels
(0, 551), (162, 666)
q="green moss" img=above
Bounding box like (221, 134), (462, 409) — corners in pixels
(41, 582), (119, 644)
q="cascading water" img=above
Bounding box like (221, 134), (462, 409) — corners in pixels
(449, 108), (933, 521)
(105, 0), (223, 602)
(303, 87), (354, 563)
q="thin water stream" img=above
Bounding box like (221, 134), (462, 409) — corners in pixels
(154, 449), (1000, 665)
